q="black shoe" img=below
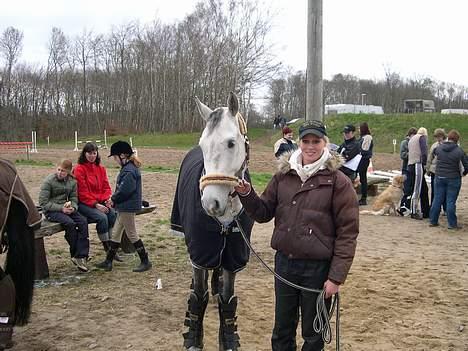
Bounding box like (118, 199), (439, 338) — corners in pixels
(358, 198), (367, 206)
(429, 223), (439, 227)
(411, 213), (423, 220)
(95, 259), (113, 271)
(133, 260), (152, 272)
(448, 225), (463, 230)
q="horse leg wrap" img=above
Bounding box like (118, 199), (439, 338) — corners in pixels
(183, 291), (209, 350)
(218, 295), (240, 351)
(0, 272), (15, 350)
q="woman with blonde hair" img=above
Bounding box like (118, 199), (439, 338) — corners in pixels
(407, 127), (430, 219)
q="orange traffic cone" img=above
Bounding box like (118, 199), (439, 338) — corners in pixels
(367, 159), (374, 174)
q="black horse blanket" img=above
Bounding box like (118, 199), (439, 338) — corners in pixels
(0, 159), (41, 235)
(171, 146), (254, 272)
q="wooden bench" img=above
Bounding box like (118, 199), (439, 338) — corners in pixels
(0, 142), (33, 160)
(33, 205), (156, 279)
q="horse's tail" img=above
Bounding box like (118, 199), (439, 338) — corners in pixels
(4, 199), (35, 325)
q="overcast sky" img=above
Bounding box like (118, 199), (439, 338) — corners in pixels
(1, 0), (467, 85)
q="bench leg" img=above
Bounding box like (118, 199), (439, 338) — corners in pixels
(34, 238), (49, 280)
(120, 231), (135, 254)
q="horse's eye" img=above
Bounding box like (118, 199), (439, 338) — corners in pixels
(227, 140), (235, 149)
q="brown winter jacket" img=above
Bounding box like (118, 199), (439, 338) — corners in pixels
(239, 152), (359, 284)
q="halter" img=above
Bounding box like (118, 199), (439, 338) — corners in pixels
(199, 113), (250, 191)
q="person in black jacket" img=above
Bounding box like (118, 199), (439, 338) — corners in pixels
(274, 127), (298, 158)
(357, 123), (373, 205)
(429, 130), (468, 229)
(95, 141), (152, 272)
(337, 124), (361, 181)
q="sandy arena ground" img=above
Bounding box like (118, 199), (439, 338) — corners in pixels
(1, 146), (467, 351)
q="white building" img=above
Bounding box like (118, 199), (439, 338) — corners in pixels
(325, 104), (384, 115)
(441, 109), (468, 115)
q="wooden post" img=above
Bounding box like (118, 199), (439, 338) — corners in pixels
(34, 238), (50, 280)
(306, 0), (323, 121)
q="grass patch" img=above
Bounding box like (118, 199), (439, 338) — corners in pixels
(143, 165), (179, 173)
(15, 159), (54, 167)
(250, 172), (273, 192)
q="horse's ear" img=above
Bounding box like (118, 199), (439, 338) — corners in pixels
(195, 96), (213, 121)
(227, 92), (239, 117)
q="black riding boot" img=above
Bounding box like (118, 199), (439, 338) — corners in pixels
(132, 240), (152, 272)
(183, 291), (209, 350)
(218, 295), (240, 351)
(95, 241), (119, 271)
(102, 241), (123, 262)
(0, 271), (15, 350)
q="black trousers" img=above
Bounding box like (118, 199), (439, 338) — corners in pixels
(358, 158), (370, 198)
(46, 211), (89, 258)
(272, 252), (331, 351)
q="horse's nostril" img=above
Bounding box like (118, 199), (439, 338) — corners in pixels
(214, 200), (220, 210)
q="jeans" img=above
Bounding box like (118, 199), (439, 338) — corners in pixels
(46, 211), (89, 258)
(78, 203), (116, 239)
(272, 252), (331, 351)
(429, 176), (461, 228)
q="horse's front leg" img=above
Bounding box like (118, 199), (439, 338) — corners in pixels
(218, 270), (240, 351)
(183, 267), (209, 351)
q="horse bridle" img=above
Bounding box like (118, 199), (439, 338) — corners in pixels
(199, 113), (250, 192)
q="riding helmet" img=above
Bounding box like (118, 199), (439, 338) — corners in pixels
(109, 140), (134, 157)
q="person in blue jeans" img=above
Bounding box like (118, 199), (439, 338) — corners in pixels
(429, 130), (468, 229)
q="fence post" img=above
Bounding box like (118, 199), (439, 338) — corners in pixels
(73, 131), (79, 151)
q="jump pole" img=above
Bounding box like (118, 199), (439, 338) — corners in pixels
(73, 131), (79, 151)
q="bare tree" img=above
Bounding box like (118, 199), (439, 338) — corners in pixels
(0, 26), (24, 105)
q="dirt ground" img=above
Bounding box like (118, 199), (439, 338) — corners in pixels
(1, 146), (467, 351)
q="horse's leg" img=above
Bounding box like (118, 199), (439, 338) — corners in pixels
(211, 267), (223, 296)
(0, 268), (15, 350)
(218, 270), (240, 351)
(183, 266), (209, 351)
(4, 200), (35, 326)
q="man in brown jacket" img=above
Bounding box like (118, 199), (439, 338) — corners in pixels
(235, 120), (359, 351)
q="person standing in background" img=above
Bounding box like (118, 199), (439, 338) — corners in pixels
(426, 128), (447, 206)
(399, 127), (417, 216)
(429, 130), (468, 229)
(357, 122), (373, 206)
(274, 127), (298, 158)
(407, 127), (429, 219)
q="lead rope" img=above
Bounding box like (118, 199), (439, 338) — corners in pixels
(234, 217), (340, 350)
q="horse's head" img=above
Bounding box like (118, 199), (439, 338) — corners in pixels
(196, 92), (247, 224)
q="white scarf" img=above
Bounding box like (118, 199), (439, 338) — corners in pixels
(289, 147), (330, 183)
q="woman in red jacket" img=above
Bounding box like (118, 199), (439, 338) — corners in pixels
(74, 142), (118, 257)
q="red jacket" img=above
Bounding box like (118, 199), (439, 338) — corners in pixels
(74, 162), (112, 207)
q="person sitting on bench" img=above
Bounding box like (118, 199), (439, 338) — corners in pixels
(38, 159), (89, 272)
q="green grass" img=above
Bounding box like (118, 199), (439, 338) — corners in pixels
(38, 114), (468, 153)
(143, 165), (179, 173)
(250, 172), (273, 192)
(15, 159), (54, 167)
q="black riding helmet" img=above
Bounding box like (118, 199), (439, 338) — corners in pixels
(109, 141), (134, 157)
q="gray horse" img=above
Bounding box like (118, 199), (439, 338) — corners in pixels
(171, 93), (254, 351)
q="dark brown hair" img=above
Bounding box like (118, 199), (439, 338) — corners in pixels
(407, 127), (417, 137)
(78, 142), (101, 165)
(359, 122), (371, 136)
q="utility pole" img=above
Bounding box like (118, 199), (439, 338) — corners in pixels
(306, 0), (323, 121)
